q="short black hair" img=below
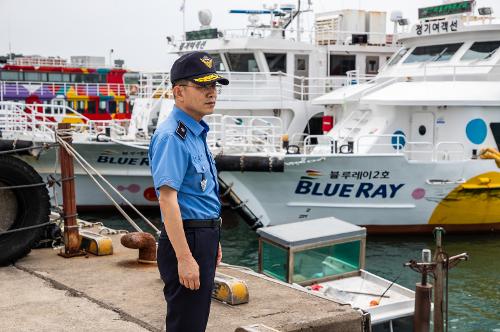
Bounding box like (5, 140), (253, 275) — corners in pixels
(172, 79), (190, 87)
(172, 79), (191, 100)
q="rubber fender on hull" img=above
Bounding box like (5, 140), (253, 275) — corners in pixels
(215, 155), (284, 172)
(0, 155), (50, 266)
(0, 140), (33, 153)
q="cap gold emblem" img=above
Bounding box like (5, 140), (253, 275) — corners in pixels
(200, 56), (213, 69)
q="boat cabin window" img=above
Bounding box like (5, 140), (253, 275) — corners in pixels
(118, 101), (126, 113)
(461, 41), (500, 61)
(265, 53), (287, 72)
(24, 72), (46, 82)
(403, 43), (463, 63)
(52, 99), (65, 106)
(329, 54), (356, 75)
(123, 73), (140, 85)
(208, 53), (226, 71)
(387, 47), (409, 66)
(88, 100), (97, 114)
(70, 73), (83, 83)
(98, 101), (106, 114)
(48, 73), (63, 82)
(109, 101), (117, 114)
(226, 53), (259, 72)
(0, 71), (20, 81)
(76, 100), (86, 114)
(83, 74), (100, 83)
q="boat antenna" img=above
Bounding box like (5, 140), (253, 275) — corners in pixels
(180, 0), (186, 39)
(283, 0), (301, 30)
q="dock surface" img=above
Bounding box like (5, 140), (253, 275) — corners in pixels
(1, 228), (363, 331)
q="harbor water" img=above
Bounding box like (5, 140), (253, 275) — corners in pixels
(80, 208), (500, 332)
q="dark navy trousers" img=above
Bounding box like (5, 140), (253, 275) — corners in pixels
(157, 227), (220, 332)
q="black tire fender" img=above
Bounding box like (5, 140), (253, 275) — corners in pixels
(0, 155), (50, 266)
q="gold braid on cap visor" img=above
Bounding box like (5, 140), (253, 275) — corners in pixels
(193, 74), (222, 83)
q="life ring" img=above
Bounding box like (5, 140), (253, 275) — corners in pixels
(0, 155), (50, 266)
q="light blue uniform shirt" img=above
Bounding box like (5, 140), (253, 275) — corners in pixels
(149, 106), (220, 220)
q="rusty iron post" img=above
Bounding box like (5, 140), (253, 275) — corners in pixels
(57, 123), (83, 257)
(433, 227), (445, 332)
(414, 283), (432, 332)
(405, 228), (468, 332)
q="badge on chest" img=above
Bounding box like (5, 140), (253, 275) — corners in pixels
(200, 174), (207, 192)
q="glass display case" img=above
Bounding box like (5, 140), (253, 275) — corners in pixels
(258, 217), (366, 285)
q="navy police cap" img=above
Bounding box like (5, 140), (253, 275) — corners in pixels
(170, 51), (229, 86)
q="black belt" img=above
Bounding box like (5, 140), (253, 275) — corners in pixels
(183, 217), (221, 229)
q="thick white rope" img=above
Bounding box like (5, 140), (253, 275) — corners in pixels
(57, 137), (160, 233)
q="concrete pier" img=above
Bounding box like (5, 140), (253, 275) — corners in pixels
(0, 228), (364, 332)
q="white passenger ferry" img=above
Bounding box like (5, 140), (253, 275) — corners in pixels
(0, 4), (397, 209)
(2, 1), (499, 233)
(218, 0), (500, 232)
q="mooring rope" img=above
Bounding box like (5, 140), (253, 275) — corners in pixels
(56, 135), (159, 234)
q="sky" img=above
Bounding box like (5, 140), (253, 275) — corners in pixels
(0, 0), (498, 71)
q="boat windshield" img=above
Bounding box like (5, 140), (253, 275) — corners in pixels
(226, 53), (259, 72)
(207, 53), (226, 71)
(387, 47), (409, 66)
(461, 41), (500, 61)
(403, 43), (463, 63)
(264, 53), (287, 72)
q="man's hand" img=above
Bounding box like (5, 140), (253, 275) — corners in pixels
(216, 242), (222, 266)
(158, 186), (200, 291)
(178, 255), (200, 290)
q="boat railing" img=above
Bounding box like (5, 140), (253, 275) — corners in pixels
(219, 27), (396, 46)
(290, 133), (310, 146)
(129, 70), (376, 103)
(356, 135), (467, 161)
(0, 102), (56, 141)
(0, 80), (130, 99)
(359, 75), (401, 98)
(10, 57), (114, 68)
(11, 57), (68, 67)
(221, 27), (289, 40)
(304, 135), (336, 155)
(205, 114), (283, 153)
(136, 72), (170, 98)
(434, 142), (465, 161)
(356, 134), (406, 155)
(336, 107), (372, 141)
(217, 71), (375, 102)
(0, 101), (129, 142)
(420, 64), (500, 82)
(347, 70), (378, 85)
(403, 142), (435, 161)
(314, 29), (395, 46)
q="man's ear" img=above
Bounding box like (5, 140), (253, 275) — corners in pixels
(173, 86), (184, 101)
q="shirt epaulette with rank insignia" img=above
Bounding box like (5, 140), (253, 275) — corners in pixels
(176, 121), (187, 139)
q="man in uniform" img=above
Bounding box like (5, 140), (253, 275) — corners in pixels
(149, 51), (229, 332)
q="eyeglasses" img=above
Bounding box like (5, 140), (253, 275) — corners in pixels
(177, 83), (222, 94)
